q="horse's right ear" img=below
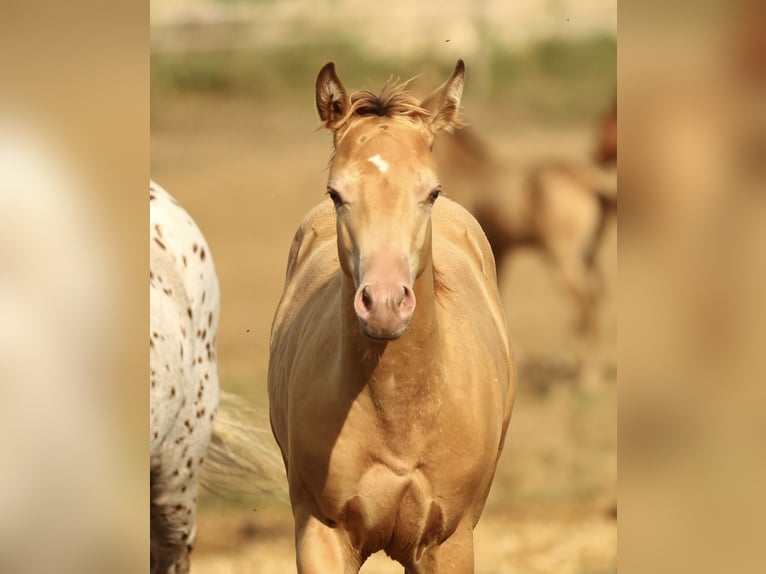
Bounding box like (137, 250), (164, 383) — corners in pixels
(316, 62), (349, 129)
(420, 59), (465, 133)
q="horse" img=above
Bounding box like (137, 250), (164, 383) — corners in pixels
(595, 97), (617, 166)
(268, 61), (516, 573)
(150, 182), (285, 573)
(150, 181), (222, 573)
(434, 127), (617, 335)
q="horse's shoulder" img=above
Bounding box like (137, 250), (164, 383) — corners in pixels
(284, 200), (336, 283)
(433, 197), (512, 413)
(433, 197), (498, 284)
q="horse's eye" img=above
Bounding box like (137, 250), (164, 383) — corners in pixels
(327, 188), (343, 208)
(427, 188), (441, 205)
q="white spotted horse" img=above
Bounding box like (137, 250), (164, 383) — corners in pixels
(149, 181), (221, 573)
(149, 182), (287, 573)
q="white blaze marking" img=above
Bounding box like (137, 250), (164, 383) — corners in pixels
(367, 154), (389, 173)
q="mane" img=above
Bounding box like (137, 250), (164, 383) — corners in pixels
(433, 265), (454, 300)
(346, 80), (430, 122)
(326, 80), (433, 154)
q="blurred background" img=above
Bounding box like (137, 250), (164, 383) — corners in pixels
(1, 1), (148, 572)
(4, 0), (766, 572)
(151, 0), (616, 572)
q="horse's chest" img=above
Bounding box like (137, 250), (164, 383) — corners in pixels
(300, 401), (483, 557)
(323, 460), (458, 559)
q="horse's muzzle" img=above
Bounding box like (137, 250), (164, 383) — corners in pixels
(354, 282), (416, 340)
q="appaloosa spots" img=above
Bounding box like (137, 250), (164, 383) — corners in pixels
(150, 181), (221, 573)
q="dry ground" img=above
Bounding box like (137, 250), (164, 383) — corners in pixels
(151, 93), (617, 574)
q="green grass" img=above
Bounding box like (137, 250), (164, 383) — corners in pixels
(151, 34), (615, 122)
(488, 35), (616, 120)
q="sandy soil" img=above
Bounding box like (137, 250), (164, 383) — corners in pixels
(151, 93), (617, 574)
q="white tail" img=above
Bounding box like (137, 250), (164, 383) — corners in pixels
(200, 390), (287, 501)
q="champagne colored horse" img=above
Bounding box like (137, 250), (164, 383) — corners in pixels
(268, 61), (515, 573)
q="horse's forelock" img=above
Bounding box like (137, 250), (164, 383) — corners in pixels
(327, 82), (432, 148)
(347, 81), (430, 122)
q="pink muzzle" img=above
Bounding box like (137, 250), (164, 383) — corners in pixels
(353, 281), (416, 339)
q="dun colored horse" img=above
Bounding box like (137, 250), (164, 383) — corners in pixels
(434, 126), (617, 334)
(595, 97), (617, 166)
(268, 61), (515, 573)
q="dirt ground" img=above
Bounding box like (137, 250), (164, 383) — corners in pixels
(151, 93), (617, 574)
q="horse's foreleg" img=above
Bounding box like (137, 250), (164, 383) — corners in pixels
(556, 257), (599, 337)
(149, 437), (208, 574)
(406, 523), (475, 574)
(150, 486), (197, 574)
(294, 508), (361, 574)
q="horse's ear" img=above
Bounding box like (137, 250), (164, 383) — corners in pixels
(316, 62), (349, 129)
(420, 59), (465, 133)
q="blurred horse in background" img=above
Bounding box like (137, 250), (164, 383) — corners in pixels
(729, 0), (766, 185)
(434, 122), (617, 336)
(595, 96), (617, 166)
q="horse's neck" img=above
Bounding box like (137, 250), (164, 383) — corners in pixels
(339, 262), (442, 399)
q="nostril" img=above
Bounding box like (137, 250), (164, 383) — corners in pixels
(361, 286), (373, 311)
(398, 285), (410, 307)
(399, 285), (415, 314)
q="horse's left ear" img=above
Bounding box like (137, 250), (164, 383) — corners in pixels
(420, 59), (465, 133)
(316, 62), (349, 130)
